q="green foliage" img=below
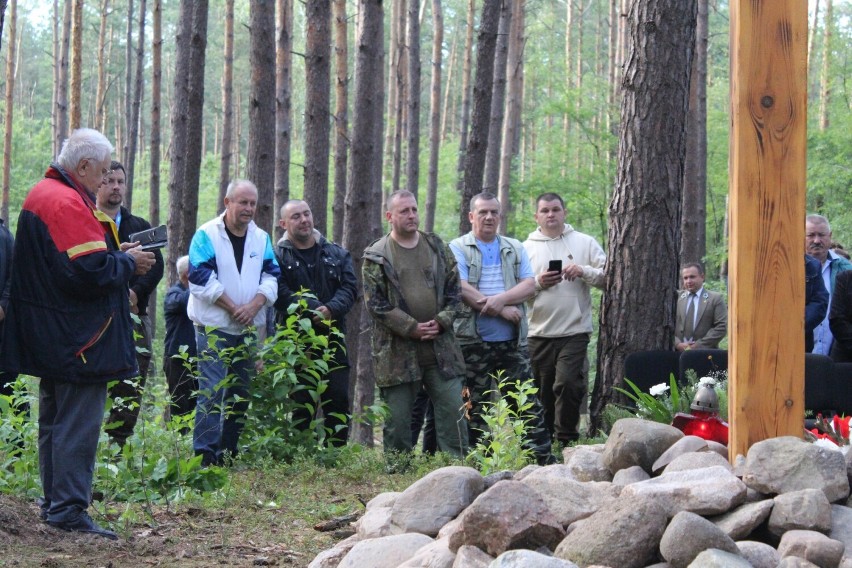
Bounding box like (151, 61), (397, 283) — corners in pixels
(0, 376), (40, 497)
(614, 374), (685, 425)
(613, 370), (729, 427)
(465, 374), (537, 475)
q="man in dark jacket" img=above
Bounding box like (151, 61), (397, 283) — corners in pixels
(274, 200), (358, 446)
(806, 254), (830, 353)
(163, 255), (197, 419)
(0, 128), (155, 538)
(96, 160), (165, 446)
(0, 217), (15, 398)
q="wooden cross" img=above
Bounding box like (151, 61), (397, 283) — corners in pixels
(729, 1), (808, 457)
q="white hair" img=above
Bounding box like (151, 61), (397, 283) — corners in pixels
(176, 255), (190, 277)
(225, 179), (258, 199)
(56, 128), (114, 171)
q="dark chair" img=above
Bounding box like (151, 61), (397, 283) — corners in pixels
(830, 362), (852, 416)
(622, 350), (681, 402)
(679, 349), (728, 383)
(805, 353), (836, 415)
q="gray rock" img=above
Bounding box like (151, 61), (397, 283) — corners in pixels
(398, 539), (456, 568)
(612, 465), (650, 486)
(338, 533), (434, 568)
(391, 466), (484, 536)
(565, 447), (613, 482)
(483, 470), (514, 489)
(778, 529), (845, 568)
(453, 545), (494, 568)
(448, 480), (565, 556)
(769, 488), (832, 537)
(706, 441), (729, 459)
(709, 499), (774, 540)
(662, 451), (733, 474)
(741, 436), (850, 502)
(776, 558), (821, 568)
(522, 464), (577, 482)
(366, 492), (400, 510)
(830, 505), (852, 552)
(488, 549), (579, 567)
(354, 506), (400, 539)
(620, 466), (747, 516)
(687, 549), (751, 567)
(602, 418), (684, 475)
(553, 495), (667, 568)
(522, 476), (621, 527)
(514, 464), (542, 481)
(652, 436), (709, 473)
(308, 537), (359, 568)
(840, 556), (852, 568)
(659, 511), (739, 568)
(736, 540), (780, 568)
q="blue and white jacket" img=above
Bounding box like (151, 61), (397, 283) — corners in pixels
(188, 214), (280, 335)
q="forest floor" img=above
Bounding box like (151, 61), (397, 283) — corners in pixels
(0, 451), (435, 568)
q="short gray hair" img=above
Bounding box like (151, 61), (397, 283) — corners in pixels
(225, 179), (258, 199)
(176, 255), (190, 277)
(806, 214), (831, 232)
(56, 128), (113, 171)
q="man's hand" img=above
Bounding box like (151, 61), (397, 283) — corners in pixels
(409, 320), (440, 341)
(129, 289), (139, 314)
(563, 264), (584, 281)
(538, 269), (563, 289)
(476, 294), (507, 317)
(125, 245), (156, 276)
(499, 305), (522, 324)
(312, 305), (333, 323)
(675, 341), (695, 352)
(232, 295), (266, 327)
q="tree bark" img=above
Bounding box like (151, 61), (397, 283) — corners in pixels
(439, 30), (456, 141)
(247, 0), (276, 236)
(807, 0), (820, 76)
(69, 0), (83, 130)
(818, 0), (833, 131)
(382, 0), (400, 195)
(150, 0), (161, 230)
(274, 0), (293, 239)
(590, 0), (697, 432)
(390, 0), (407, 201)
(95, 0), (110, 133)
(331, 0), (349, 243)
(2, 0), (16, 221)
(218, 0), (235, 212)
(125, 0), (147, 209)
(459, 0), (501, 234)
(454, 0), (476, 199)
(680, 0), (707, 267)
(343, 0), (384, 447)
(166, 0), (208, 284)
(304, 0), (332, 235)
(497, 0), (523, 234)
(424, 0), (443, 232)
(483, 0), (511, 194)
(405, 0), (422, 198)
(122, 0), (134, 166)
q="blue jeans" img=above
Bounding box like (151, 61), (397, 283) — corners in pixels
(193, 328), (254, 462)
(39, 379), (108, 522)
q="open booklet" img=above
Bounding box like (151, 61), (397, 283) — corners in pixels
(128, 224), (167, 250)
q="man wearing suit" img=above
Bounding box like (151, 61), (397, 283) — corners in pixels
(674, 263), (727, 351)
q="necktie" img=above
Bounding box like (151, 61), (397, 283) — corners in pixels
(684, 294), (697, 340)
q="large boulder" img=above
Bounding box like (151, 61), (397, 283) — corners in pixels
(687, 549), (752, 567)
(391, 466), (484, 536)
(448, 480), (564, 556)
(736, 540), (781, 568)
(488, 549), (579, 567)
(338, 533), (434, 568)
(602, 418), (684, 475)
(741, 437), (850, 502)
(452, 545), (493, 567)
(778, 530), (845, 568)
(398, 538), (456, 568)
(554, 495), (667, 568)
(768, 488), (832, 537)
(709, 499), (774, 540)
(620, 466), (747, 516)
(659, 511), (739, 568)
(830, 505), (852, 553)
(652, 435), (710, 473)
(522, 476), (621, 527)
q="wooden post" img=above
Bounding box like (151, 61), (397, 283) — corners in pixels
(729, 1), (808, 458)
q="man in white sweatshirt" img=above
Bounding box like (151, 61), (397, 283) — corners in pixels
(523, 192), (606, 445)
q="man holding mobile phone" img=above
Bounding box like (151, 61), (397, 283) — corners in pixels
(523, 192), (606, 446)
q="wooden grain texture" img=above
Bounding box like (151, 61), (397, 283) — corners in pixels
(729, 0), (807, 459)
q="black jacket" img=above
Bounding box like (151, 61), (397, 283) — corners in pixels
(117, 206), (164, 316)
(806, 254), (830, 353)
(273, 230), (358, 332)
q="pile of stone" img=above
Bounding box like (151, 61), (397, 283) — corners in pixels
(309, 418), (852, 568)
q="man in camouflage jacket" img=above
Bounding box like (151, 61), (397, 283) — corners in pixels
(362, 190), (468, 460)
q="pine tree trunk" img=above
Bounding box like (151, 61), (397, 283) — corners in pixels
(382, 0), (400, 195)
(343, 0), (385, 447)
(247, 0), (276, 236)
(424, 0), (443, 232)
(405, 0), (422, 198)
(331, 0), (349, 243)
(69, 0), (83, 130)
(439, 30), (456, 141)
(122, 0), (134, 167)
(459, 0), (501, 234)
(590, 0), (697, 432)
(150, 0), (161, 231)
(807, 0), (820, 75)
(390, 0), (407, 201)
(274, 0), (294, 239)
(125, 0), (147, 209)
(497, 0), (523, 234)
(95, 0), (110, 133)
(818, 0), (833, 131)
(2, 0), (16, 221)
(218, 0), (235, 211)
(483, 0), (511, 195)
(454, 0), (476, 198)
(304, 0), (332, 235)
(680, 0), (707, 267)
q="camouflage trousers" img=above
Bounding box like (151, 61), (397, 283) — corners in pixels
(460, 340), (554, 463)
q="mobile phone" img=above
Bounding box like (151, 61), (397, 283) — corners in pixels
(548, 259), (562, 272)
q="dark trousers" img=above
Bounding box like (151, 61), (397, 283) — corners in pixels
(528, 334), (590, 443)
(410, 386), (437, 454)
(39, 379), (108, 522)
(106, 315), (151, 445)
(291, 364), (350, 447)
(163, 355), (198, 419)
(461, 340), (553, 461)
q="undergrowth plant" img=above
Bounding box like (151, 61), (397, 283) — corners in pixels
(466, 373), (537, 474)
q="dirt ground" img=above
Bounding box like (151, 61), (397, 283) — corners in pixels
(0, 494), (348, 567)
